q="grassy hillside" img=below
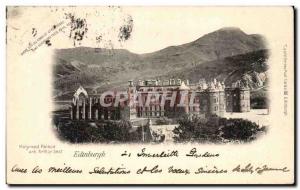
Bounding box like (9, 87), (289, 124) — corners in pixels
(52, 27), (269, 100)
(162, 49), (269, 87)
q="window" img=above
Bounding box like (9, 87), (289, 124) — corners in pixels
(215, 106), (218, 111)
(200, 106), (207, 111)
(191, 107), (195, 112)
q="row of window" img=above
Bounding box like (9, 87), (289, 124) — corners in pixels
(138, 111), (165, 117)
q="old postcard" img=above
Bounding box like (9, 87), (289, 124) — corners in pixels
(6, 6), (294, 184)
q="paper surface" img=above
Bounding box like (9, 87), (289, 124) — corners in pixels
(6, 6), (294, 184)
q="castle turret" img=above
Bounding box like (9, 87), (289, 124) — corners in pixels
(127, 80), (137, 119)
(225, 82), (251, 113)
(239, 86), (251, 112)
(202, 79), (225, 117)
(177, 81), (190, 115)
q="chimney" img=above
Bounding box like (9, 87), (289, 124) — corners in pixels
(213, 78), (217, 85)
(203, 82), (208, 89)
(171, 79), (175, 85)
(157, 79), (161, 86)
(177, 79), (182, 85)
(186, 79), (190, 85)
(128, 80), (133, 87)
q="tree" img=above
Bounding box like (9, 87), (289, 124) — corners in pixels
(173, 115), (196, 143)
(173, 115), (218, 143)
(220, 118), (262, 142)
(173, 115), (266, 143)
(100, 120), (132, 142)
(57, 120), (138, 143)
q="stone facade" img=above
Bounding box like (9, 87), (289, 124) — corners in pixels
(225, 81), (251, 113)
(70, 79), (250, 121)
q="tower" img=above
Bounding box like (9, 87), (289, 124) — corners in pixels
(207, 81), (219, 117)
(225, 82), (251, 113)
(239, 86), (251, 112)
(176, 81), (190, 116)
(127, 80), (138, 119)
(217, 82), (225, 117)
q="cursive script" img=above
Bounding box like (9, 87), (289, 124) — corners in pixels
(89, 166), (130, 174)
(232, 163), (290, 175)
(137, 148), (178, 158)
(186, 148), (219, 158)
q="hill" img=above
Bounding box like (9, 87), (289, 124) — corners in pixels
(53, 27), (269, 100)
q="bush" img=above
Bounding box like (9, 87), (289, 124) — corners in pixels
(220, 118), (262, 142)
(173, 115), (266, 143)
(173, 115), (218, 143)
(56, 120), (142, 143)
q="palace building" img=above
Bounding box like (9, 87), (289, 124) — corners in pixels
(70, 79), (250, 121)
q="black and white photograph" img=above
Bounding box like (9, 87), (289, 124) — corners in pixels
(53, 26), (270, 144)
(5, 5), (295, 185)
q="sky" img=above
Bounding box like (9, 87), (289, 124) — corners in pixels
(7, 6), (293, 54)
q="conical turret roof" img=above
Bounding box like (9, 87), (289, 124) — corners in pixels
(179, 81), (190, 90)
